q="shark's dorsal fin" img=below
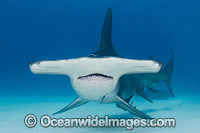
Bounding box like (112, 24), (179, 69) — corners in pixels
(91, 8), (119, 57)
(100, 8), (113, 50)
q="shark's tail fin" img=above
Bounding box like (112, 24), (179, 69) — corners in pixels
(161, 48), (174, 97)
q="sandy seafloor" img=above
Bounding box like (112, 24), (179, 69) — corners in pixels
(0, 92), (200, 133)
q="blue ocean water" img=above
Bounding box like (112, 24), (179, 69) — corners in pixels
(0, 0), (200, 132)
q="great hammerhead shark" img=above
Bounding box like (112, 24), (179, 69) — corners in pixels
(29, 8), (173, 119)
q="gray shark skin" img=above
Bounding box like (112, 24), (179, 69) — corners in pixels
(89, 8), (174, 104)
(29, 8), (166, 119)
(138, 49), (174, 100)
(118, 50), (174, 104)
(77, 8), (171, 117)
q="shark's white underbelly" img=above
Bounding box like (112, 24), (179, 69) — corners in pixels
(71, 78), (119, 103)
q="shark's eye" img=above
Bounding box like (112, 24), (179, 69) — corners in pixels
(88, 54), (97, 57)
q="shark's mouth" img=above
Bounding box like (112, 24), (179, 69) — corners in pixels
(77, 73), (113, 81)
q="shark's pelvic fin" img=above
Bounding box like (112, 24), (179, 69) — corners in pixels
(114, 95), (152, 119)
(53, 97), (88, 115)
(162, 48), (174, 97)
(147, 86), (157, 92)
(137, 90), (153, 103)
(125, 95), (134, 103)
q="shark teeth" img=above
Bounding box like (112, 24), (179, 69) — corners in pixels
(77, 73), (113, 81)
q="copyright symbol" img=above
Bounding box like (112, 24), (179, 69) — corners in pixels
(24, 114), (37, 128)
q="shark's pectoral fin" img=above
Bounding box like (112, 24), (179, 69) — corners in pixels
(138, 91), (153, 103)
(100, 93), (109, 104)
(53, 97), (88, 115)
(114, 95), (152, 119)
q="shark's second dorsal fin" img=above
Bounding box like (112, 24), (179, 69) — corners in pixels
(91, 8), (119, 57)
